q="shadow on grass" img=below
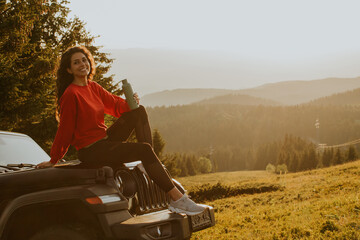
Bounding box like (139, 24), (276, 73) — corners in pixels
(187, 182), (284, 202)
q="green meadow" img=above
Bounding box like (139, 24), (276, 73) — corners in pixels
(179, 160), (360, 240)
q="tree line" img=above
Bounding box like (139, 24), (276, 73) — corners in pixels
(256, 134), (358, 173)
(158, 132), (359, 176)
(147, 104), (360, 153)
(154, 125), (359, 176)
(146, 104), (360, 173)
(309, 88), (360, 106)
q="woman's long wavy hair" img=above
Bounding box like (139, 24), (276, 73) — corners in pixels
(56, 46), (96, 119)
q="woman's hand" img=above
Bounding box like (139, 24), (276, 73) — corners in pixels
(134, 92), (140, 105)
(36, 161), (55, 169)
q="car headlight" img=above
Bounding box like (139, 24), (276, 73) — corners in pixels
(114, 170), (137, 198)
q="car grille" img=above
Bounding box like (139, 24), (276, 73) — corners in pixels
(131, 167), (170, 214)
(115, 164), (172, 215)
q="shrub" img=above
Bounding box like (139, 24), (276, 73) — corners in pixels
(198, 157), (212, 173)
(266, 163), (276, 173)
(320, 221), (338, 234)
(276, 164), (288, 174)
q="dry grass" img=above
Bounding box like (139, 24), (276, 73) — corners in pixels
(180, 160), (360, 240)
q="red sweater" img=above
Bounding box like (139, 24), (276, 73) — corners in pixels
(50, 81), (130, 164)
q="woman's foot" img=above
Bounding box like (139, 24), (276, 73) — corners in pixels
(168, 194), (206, 215)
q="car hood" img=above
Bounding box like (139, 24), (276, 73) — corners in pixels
(0, 166), (113, 198)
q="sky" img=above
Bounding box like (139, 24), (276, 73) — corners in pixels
(67, 0), (360, 94)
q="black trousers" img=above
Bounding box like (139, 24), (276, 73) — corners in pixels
(78, 106), (175, 192)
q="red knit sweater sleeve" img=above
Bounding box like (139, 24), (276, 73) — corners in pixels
(49, 91), (77, 164)
(93, 82), (130, 117)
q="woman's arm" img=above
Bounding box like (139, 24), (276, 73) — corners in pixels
(37, 92), (77, 168)
(93, 82), (131, 117)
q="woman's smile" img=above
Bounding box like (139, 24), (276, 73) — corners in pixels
(67, 52), (90, 78)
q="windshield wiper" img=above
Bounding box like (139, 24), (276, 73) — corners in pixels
(7, 163), (36, 168)
(0, 165), (19, 170)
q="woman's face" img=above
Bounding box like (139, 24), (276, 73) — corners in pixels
(67, 52), (90, 79)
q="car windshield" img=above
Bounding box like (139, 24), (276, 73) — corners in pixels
(0, 132), (50, 165)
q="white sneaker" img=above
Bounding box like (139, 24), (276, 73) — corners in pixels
(168, 194), (206, 216)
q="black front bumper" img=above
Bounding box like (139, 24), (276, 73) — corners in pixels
(109, 207), (215, 240)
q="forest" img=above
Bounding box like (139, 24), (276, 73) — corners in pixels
(147, 104), (360, 150)
(147, 103), (360, 176)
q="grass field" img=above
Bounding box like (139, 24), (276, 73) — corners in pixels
(178, 160), (360, 240)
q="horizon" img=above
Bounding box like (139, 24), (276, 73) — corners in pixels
(141, 76), (359, 95)
(104, 48), (360, 95)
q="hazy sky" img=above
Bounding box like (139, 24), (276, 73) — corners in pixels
(67, 0), (360, 93)
(68, 0), (360, 58)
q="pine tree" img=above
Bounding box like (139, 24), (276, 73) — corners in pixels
(298, 150), (308, 171)
(347, 146), (357, 162)
(186, 156), (197, 176)
(152, 129), (165, 158)
(322, 149), (332, 167)
(161, 153), (181, 177)
(307, 147), (318, 169)
(332, 149), (343, 165)
(0, 0), (116, 155)
(288, 152), (299, 172)
(178, 158), (188, 177)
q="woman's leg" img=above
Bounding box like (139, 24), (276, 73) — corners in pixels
(135, 110), (153, 146)
(79, 140), (206, 215)
(106, 105), (152, 145)
(80, 140), (175, 192)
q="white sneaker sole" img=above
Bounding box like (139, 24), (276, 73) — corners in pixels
(168, 206), (205, 216)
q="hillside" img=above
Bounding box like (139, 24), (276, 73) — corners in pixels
(147, 104), (360, 153)
(142, 77), (360, 106)
(307, 88), (360, 106)
(194, 94), (279, 106)
(237, 77), (360, 105)
(184, 160), (360, 239)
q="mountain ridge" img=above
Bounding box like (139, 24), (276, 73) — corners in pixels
(306, 87), (360, 106)
(194, 93), (280, 106)
(107, 48), (360, 96)
(142, 77), (360, 107)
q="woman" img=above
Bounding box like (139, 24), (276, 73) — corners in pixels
(36, 46), (205, 215)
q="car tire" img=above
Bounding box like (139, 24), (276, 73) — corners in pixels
(30, 224), (97, 240)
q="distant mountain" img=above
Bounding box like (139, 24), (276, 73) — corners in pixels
(142, 77), (360, 106)
(142, 89), (234, 106)
(194, 94), (280, 106)
(307, 88), (360, 106)
(235, 77), (360, 105)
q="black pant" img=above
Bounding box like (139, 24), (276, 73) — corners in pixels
(78, 106), (175, 192)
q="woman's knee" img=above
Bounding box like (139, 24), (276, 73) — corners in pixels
(128, 105), (148, 123)
(131, 105), (145, 114)
(136, 105), (148, 118)
(138, 105), (145, 111)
